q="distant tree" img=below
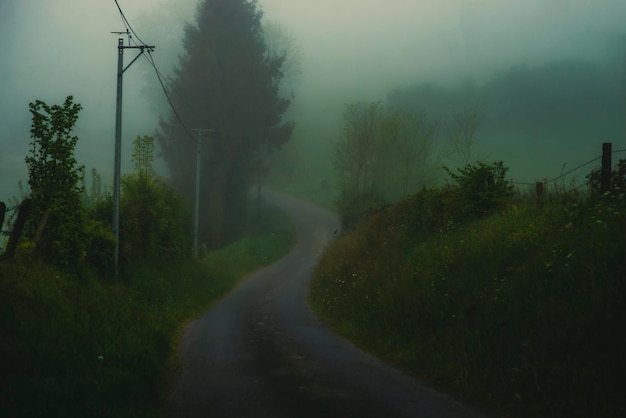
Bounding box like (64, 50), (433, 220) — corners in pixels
(262, 20), (303, 100)
(131, 135), (155, 184)
(445, 104), (481, 168)
(158, 0), (293, 247)
(334, 103), (388, 197)
(90, 167), (102, 203)
(24, 96), (87, 268)
(333, 102), (391, 227)
(392, 109), (439, 194)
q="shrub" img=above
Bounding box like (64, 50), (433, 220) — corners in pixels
(120, 174), (192, 264)
(444, 160), (514, 218)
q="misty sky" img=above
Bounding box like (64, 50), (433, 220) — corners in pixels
(1, 0), (625, 199)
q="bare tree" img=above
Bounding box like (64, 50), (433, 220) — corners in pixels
(334, 102), (389, 197)
(445, 104), (483, 167)
(393, 109), (439, 194)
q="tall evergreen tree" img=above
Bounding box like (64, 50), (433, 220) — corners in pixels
(158, 0), (293, 247)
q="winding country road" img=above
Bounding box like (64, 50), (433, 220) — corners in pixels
(169, 191), (487, 418)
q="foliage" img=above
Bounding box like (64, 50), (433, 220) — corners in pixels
(120, 135), (192, 264)
(0, 200), (295, 417)
(90, 167), (102, 203)
(83, 218), (116, 278)
(586, 158), (626, 196)
(119, 174), (192, 264)
(158, 0), (294, 248)
(333, 102), (440, 228)
(392, 108), (439, 194)
(444, 160), (514, 218)
(334, 102), (387, 192)
(333, 102), (390, 228)
(85, 135), (193, 267)
(26, 96), (83, 207)
(24, 96), (88, 269)
(311, 179), (626, 418)
(131, 135), (155, 183)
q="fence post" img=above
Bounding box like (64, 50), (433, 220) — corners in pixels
(4, 199), (30, 259)
(536, 182), (544, 211)
(601, 142), (612, 193)
(0, 202), (5, 234)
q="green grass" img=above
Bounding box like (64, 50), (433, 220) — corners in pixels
(0, 201), (296, 418)
(310, 189), (626, 418)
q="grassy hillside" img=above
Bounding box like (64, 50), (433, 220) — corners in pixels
(310, 185), (625, 417)
(0, 202), (295, 418)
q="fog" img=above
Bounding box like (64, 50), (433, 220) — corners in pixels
(1, 0), (625, 200)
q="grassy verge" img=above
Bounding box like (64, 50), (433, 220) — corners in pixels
(0, 202), (295, 418)
(310, 191), (626, 418)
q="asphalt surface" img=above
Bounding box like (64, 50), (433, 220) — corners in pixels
(169, 191), (487, 418)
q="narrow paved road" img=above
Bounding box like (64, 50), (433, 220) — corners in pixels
(169, 191), (487, 418)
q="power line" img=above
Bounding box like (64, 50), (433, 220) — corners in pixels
(145, 50), (198, 144)
(113, 0), (149, 47)
(112, 0), (197, 145)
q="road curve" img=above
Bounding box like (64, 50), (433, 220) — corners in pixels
(169, 191), (487, 418)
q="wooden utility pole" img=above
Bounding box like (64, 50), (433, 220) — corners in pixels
(0, 202), (5, 236)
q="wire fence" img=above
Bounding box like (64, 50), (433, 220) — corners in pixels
(510, 146), (626, 189)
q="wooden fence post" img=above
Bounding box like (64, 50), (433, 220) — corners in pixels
(4, 199), (31, 259)
(601, 142), (612, 193)
(536, 182), (544, 211)
(0, 202), (5, 234)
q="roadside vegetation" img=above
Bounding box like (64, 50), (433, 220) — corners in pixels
(0, 205), (294, 417)
(0, 97), (296, 417)
(310, 159), (626, 418)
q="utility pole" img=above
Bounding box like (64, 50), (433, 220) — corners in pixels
(111, 31), (154, 278)
(192, 128), (216, 258)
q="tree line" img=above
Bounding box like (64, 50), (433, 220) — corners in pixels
(333, 101), (483, 227)
(387, 58), (623, 136)
(332, 57), (624, 228)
